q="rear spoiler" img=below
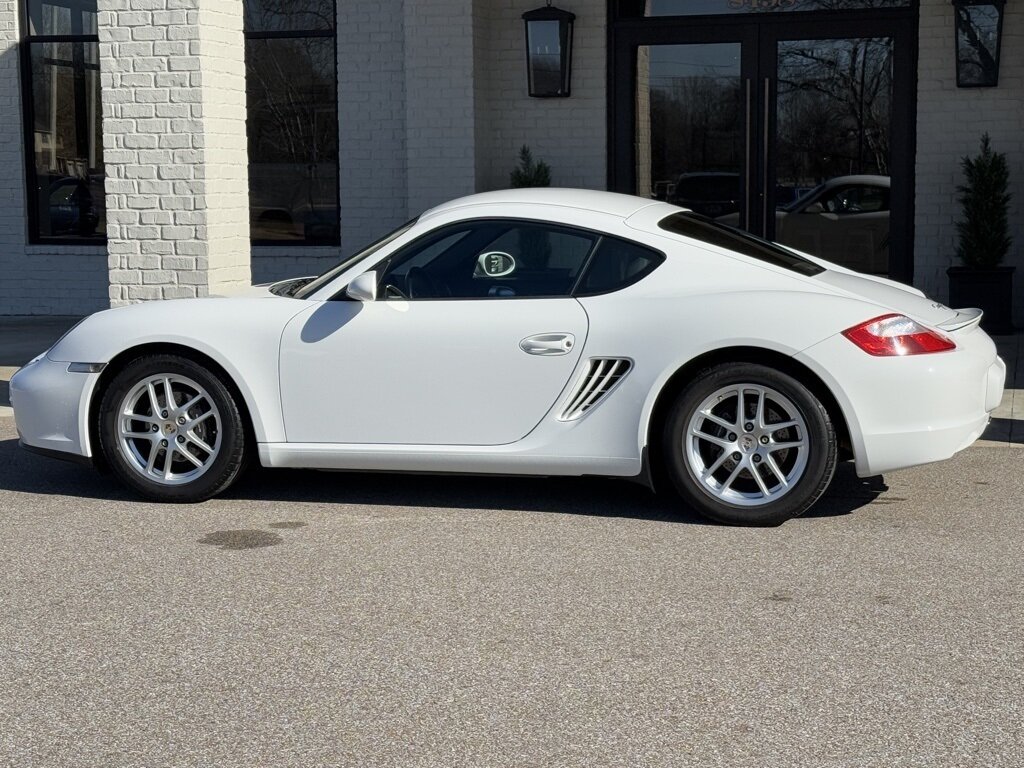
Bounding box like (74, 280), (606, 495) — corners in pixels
(937, 308), (983, 332)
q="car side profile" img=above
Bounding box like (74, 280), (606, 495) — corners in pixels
(10, 189), (1006, 525)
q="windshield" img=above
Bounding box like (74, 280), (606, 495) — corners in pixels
(782, 184), (824, 213)
(291, 218), (418, 299)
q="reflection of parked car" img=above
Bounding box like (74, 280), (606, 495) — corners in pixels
(668, 172), (740, 218)
(42, 176), (99, 237)
(775, 175), (890, 274)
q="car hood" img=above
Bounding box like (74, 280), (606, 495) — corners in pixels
(813, 269), (958, 327)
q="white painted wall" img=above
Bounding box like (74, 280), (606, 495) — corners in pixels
(915, 0), (1024, 326)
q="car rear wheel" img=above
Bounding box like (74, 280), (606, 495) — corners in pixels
(662, 362), (837, 526)
(98, 354), (248, 502)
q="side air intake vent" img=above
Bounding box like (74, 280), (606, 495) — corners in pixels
(559, 358), (633, 421)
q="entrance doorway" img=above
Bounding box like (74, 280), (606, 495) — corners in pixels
(610, 6), (918, 281)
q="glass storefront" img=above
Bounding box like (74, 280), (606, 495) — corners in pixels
(613, 1), (917, 280)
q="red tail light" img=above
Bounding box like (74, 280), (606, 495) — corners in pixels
(842, 314), (956, 356)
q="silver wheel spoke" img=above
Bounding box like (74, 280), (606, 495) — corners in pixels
(720, 462), (745, 494)
(177, 394), (203, 415)
(765, 454), (789, 488)
(122, 431), (156, 441)
(176, 446), (204, 468)
(751, 463), (772, 497)
(770, 440), (806, 451)
(185, 411), (214, 431)
(700, 411), (736, 432)
(768, 420), (800, 432)
(187, 430), (214, 455)
(755, 388), (766, 429)
(701, 450), (730, 480)
(147, 381), (161, 415)
(145, 445), (159, 474)
(693, 430), (732, 449)
(162, 378), (175, 413)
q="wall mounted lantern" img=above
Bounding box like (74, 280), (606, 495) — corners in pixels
(523, 2), (575, 97)
(953, 0), (1005, 87)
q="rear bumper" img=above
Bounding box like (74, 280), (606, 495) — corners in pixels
(9, 356), (98, 459)
(797, 326), (1006, 477)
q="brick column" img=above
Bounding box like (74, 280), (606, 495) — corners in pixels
(98, 0), (250, 306)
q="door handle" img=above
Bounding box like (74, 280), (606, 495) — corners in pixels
(520, 333), (576, 356)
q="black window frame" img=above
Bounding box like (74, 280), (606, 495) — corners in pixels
(244, 0), (341, 247)
(20, 0), (104, 246)
(357, 217), (666, 302)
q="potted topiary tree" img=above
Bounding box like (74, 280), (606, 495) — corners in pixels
(948, 133), (1016, 334)
(509, 145), (551, 188)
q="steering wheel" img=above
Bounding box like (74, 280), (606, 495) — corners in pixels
(406, 267), (449, 299)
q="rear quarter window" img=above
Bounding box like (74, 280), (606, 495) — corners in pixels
(574, 237), (664, 296)
(658, 213), (825, 277)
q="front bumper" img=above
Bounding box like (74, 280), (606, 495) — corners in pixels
(9, 356), (100, 460)
(797, 325), (1006, 477)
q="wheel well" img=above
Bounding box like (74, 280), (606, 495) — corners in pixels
(645, 347), (853, 488)
(87, 343), (258, 469)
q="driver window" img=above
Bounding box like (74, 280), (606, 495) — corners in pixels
(378, 220), (599, 300)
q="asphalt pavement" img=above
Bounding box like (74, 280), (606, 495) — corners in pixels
(0, 413), (1022, 767)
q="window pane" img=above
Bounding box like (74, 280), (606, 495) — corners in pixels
(29, 41), (105, 240)
(616, 0), (909, 17)
(380, 222), (598, 299)
(956, 5), (1001, 86)
(27, 0), (97, 36)
(246, 37), (339, 243)
(576, 238), (663, 295)
(244, 0), (334, 33)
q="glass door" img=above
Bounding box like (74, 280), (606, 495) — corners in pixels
(767, 34), (896, 276)
(613, 12), (917, 281)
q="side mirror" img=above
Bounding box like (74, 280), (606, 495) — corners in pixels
(803, 202), (826, 215)
(345, 271), (378, 302)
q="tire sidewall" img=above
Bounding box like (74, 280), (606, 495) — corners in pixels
(663, 363), (836, 526)
(98, 355), (247, 502)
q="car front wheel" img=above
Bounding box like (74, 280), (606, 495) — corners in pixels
(98, 354), (248, 502)
(663, 362), (837, 526)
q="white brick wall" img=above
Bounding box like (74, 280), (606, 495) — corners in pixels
(916, 0), (1024, 325)
(0, 1), (109, 315)
(474, 0), (606, 192)
(99, 0), (250, 306)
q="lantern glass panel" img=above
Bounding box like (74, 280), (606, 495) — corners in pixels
(955, 4), (1002, 87)
(528, 19), (564, 95)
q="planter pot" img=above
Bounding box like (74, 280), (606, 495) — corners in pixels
(947, 265), (1016, 335)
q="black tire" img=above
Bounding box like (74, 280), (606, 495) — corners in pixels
(97, 354), (249, 503)
(662, 362), (837, 526)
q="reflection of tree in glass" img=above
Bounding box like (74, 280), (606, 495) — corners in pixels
(245, 0), (334, 33)
(955, 6), (1000, 85)
(649, 74), (742, 181)
(776, 38), (893, 188)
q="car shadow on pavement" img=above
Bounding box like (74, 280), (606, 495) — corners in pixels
(0, 436), (886, 524)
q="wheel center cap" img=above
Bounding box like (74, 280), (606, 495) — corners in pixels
(164, 423), (176, 435)
(739, 434), (757, 453)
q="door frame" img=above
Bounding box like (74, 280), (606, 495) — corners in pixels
(607, 5), (919, 284)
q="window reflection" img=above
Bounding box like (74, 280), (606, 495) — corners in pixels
(25, 0), (104, 242)
(955, 5), (1001, 87)
(244, 0), (339, 245)
(244, 0), (334, 33)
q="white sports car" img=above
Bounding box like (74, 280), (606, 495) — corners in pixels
(11, 189), (1006, 525)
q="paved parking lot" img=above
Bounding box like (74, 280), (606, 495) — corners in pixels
(1, 325), (1022, 767)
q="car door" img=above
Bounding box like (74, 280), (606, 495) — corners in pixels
(278, 219), (595, 446)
